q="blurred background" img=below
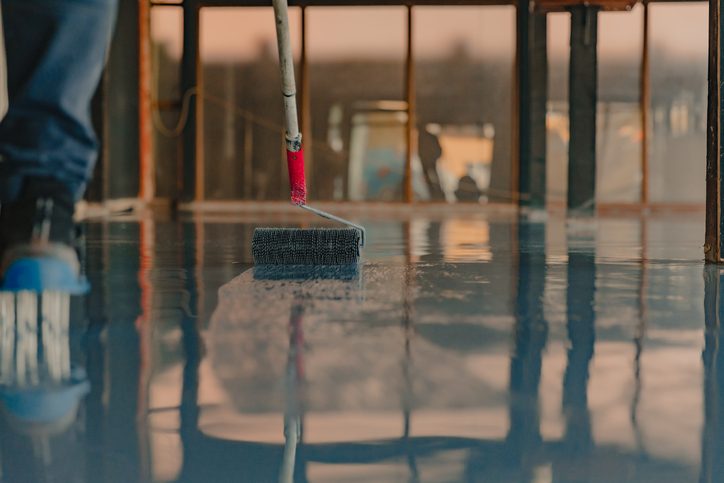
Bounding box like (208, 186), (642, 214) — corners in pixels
(108, 2), (708, 206)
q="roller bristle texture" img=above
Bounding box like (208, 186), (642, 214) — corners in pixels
(253, 228), (361, 265)
(253, 263), (359, 281)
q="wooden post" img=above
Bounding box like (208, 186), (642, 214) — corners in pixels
(517, 0), (548, 209)
(404, 5), (415, 203)
(706, 0), (722, 262)
(567, 5), (599, 213)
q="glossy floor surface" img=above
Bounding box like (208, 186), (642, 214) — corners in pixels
(0, 209), (720, 482)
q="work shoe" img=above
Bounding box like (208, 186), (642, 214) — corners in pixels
(0, 177), (87, 293)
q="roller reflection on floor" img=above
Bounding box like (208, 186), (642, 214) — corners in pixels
(206, 262), (498, 481)
(250, 264), (364, 483)
(210, 264), (433, 423)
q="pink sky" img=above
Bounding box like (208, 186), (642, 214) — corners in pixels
(151, 3), (708, 62)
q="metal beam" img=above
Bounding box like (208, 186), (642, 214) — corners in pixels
(517, 0), (548, 209)
(567, 5), (599, 213)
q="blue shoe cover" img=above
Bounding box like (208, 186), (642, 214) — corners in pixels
(0, 369), (90, 424)
(0, 257), (89, 294)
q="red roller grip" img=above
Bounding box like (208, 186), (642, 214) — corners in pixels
(287, 147), (307, 205)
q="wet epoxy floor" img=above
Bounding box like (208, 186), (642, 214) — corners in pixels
(0, 209), (720, 482)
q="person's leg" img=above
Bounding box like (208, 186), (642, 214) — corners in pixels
(0, 0), (117, 202)
(0, 0), (117, 288)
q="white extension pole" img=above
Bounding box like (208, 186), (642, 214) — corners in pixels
(272, 0), (302, 152)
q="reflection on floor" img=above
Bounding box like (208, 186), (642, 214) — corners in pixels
(0, 209), (721, 482)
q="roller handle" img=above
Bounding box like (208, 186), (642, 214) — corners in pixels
(272, 0), (307, 205)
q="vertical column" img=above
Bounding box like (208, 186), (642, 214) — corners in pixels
(139, 0), (154, 202)
(105, 0), (141, 199)
(640, 2), (650, 205)
(706, 0), (722, 262)
(404, 5), (415, 203)
(517, 0), (548, 209)
(181, 1), (201, 202)
(567, 5), (599, 213)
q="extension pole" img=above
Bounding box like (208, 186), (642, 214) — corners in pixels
(272, 0), (306, 205)
(271, 0), (366, 243)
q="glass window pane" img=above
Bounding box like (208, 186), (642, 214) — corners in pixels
(597, 7), (643, 204)
(307, 7), (406, 201)
(200, 7), (302, 200)
(649, 3), (708, 204)
(414, 6), (515, 203)
(548, 9), (644, 206)
(151, 6), (183, 198)
(547, 12), (571, 207)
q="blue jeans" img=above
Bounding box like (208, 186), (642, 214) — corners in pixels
(0, 0), (117, 202)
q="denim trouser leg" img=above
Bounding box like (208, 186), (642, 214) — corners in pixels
(0, 0), (118, 202)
